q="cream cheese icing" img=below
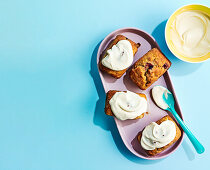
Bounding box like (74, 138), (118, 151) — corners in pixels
(170, 11), (210, 58)
(141, 120), (176, 150)
(102, 40), (133, 70)
(109, 91), (148, 120)
(152, 86), (170, 110)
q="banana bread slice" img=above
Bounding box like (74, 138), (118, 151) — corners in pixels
(129, 48), (171, 90)
(137, 115), (181, 156)
(105, 90), (147, 119)
(99, 35), (140, 79)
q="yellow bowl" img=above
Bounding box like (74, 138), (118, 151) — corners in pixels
(165, 4), (210, 63)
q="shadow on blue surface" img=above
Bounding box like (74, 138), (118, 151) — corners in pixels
(90, 41), (163, 164)
(181, 139), (195, 161)
(151, 20), (202, 76)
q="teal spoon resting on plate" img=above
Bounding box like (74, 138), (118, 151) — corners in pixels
(163, 91), (205, 154)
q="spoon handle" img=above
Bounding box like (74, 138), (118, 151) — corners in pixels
(169, 107), (205, 154)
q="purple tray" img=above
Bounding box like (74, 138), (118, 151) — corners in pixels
(97, 27), (184, 160)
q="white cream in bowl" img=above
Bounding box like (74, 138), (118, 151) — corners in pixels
(170, 11), (210, 58)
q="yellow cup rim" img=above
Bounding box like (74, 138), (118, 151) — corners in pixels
(165, 4), (210, 63)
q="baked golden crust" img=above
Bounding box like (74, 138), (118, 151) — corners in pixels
(105, 90), (147, 119)
(129, 48), (171, 90)
(137, 115), (181, 156)
(99, 35), (140, 79)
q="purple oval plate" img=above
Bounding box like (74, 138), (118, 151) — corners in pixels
(97, 27), (184, 160)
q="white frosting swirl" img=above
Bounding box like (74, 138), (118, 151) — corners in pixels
(102, 40), (133, 71)
(141, 120), (176, 150)
(170, 11), (210, 58)
(109, 91), (148, 120)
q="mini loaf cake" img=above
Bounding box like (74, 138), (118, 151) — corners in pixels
(129, 48), (171, 90)
(105, 90), (148, 120)
(99, 35), (140, 79)
(137, 115), (181, 156)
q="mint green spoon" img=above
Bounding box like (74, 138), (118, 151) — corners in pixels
(163, 92), (205, 154)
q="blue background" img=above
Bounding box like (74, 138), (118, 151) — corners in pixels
(0, 0), (209, 169)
